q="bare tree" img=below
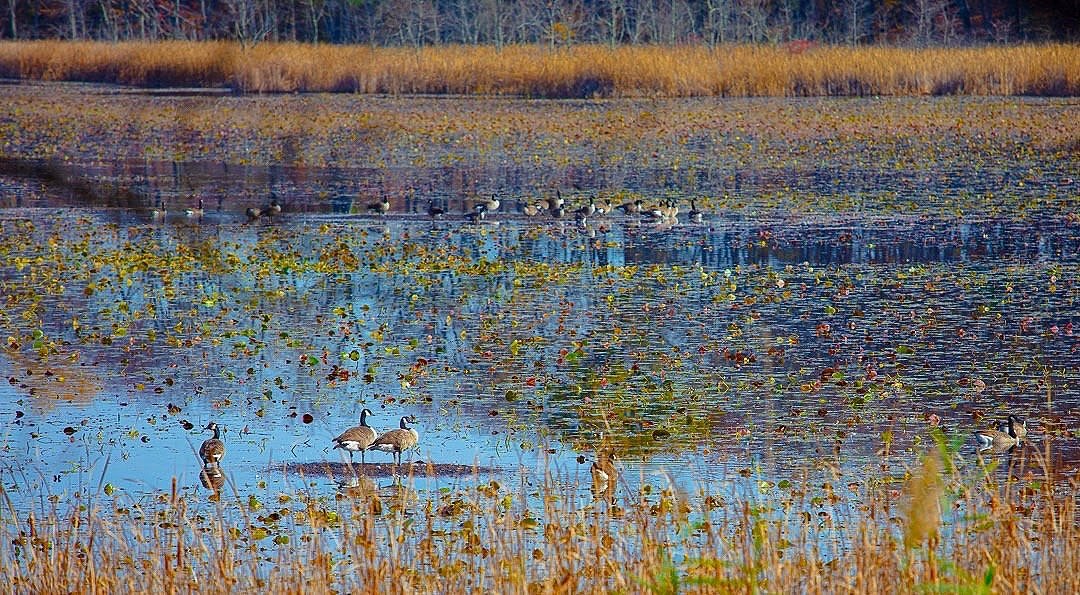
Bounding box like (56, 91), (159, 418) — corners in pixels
(844, 0), (869, 45)
(906, 0), (951, 46)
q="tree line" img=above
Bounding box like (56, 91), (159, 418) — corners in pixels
(5, 0), (1077, 46)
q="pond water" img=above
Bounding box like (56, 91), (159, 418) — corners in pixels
(0, 86), (1077, 534)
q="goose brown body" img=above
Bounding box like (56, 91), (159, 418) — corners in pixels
(333, 408), (378, 468)
(370, 416), (419, 469)
(199, 422), (225, 464)
(975, 415), (1022, 451)
(368, 196), (390, 214)
(998, 414), (1027, 443)
(591, 450), (618, 492)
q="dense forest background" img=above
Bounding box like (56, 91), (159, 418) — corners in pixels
(4, 0), (1078, 46)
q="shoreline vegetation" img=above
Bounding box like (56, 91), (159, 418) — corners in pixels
(2, 444), (1078, 593)
(0, 41), (1077, 97)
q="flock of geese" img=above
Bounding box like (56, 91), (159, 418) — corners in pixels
(194, 412), (1028, 495)
(197, 411), (421, 482)
(421, 190), (706, 226)
(156, 191), (707, 226)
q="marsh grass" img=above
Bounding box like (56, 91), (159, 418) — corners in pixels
(2, 442), (1077, 594)
(0, 41), (1076, 97)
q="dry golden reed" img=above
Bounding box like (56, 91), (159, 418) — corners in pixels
(2, 450), (1079, 594)
(0, 40), (1076, 97)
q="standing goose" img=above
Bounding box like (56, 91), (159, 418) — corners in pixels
(591, 450), (618, 493)
(974, 416), (1021, 451)
(548, 190), (566, 218)
(245, 206), (263, 221)
(264, 198), (282, 222)
(370, 416), (419, 473)
(332, 408), (379, 470)
(367, 195), (390, 215)
(199, 422), (225, 464)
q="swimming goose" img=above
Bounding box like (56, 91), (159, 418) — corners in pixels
(975, 416), (1021, 451)
(688, 200), (703, 224)
(464, 204), (487, 223)
(245, 206), (262, 221)
(151, 200), (167, 220)
(427, 199), (445, 219)
(617, 199), (642, 215)
(997, 414), (1027, 444)
(482, 194), (501, 213)
(332, 408), (378, 470)
(594, 197), (612, 216)
(199, 422), (225, 464)
(576, 196), (597, 218)
(370, 416), (419, 473)
(185, 199), (204, 219)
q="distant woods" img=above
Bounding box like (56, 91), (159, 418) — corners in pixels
(3, 0), (1077, 46)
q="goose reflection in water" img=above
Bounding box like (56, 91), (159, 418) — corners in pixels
(199, 462), (226, 493)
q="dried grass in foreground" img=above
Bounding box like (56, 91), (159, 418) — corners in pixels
(0, 41), (1076, 97)
(1, 443), (1077, 593)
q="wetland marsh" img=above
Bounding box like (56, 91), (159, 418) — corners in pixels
(0, 82), (1077, 592)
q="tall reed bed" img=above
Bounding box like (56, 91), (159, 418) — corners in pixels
(0, 41), (1076, 97)
(2, 444), (1077, 593)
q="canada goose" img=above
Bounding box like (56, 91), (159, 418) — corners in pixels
(465, 204), (487, 223)
(594, 197), (612, 216)
(688, 200), (704, 224)
(663, 200), (680, 219)
(577, 196), (597, 217)
(151, 200), (167, 220)
(199, 422), (225, 464)
(482, 194), (501, 212)
(370, 416), (419, 471)
(185, 199), (204, 219)
(643, 203), (666, 221)
(367, 195), (390, 215)
(553, 190), (565, 209)
(522, 201), (541, 217)
(975, 416), (1021, 451)
(333, 408), (378, 470)
(265, 198), (282, 222)
(997, 414), (1027, 443)
(591, 450), (618, 492)
(245, 206), (262, 221)
(427, 199), (445, 218)
(617, 199), (642, 215)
